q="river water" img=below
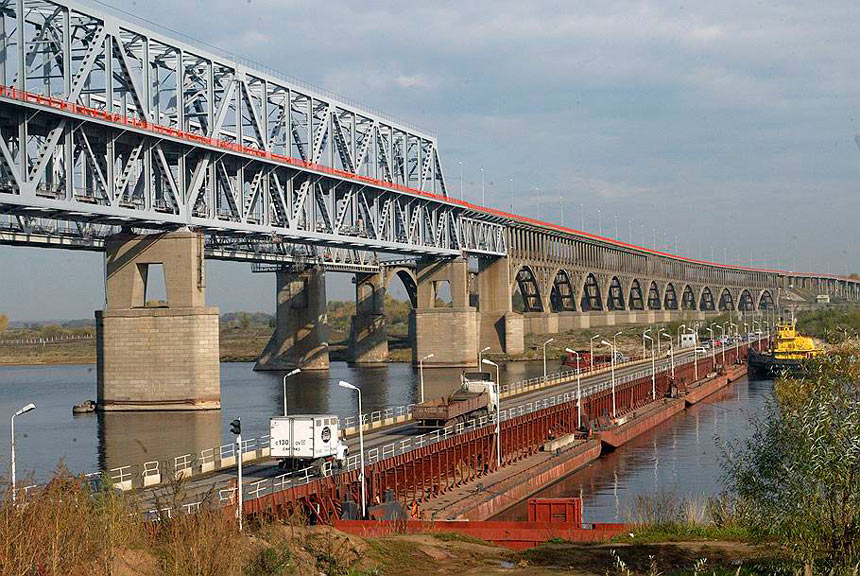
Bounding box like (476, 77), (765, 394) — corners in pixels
(494, 375), (773, 523)
(0, 360), (552, 480)
(0, 361), (772, 524)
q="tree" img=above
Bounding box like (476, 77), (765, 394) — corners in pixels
(0, 313), (7, 334)
(41, 324), (64, 338)
(722, 347), (860, 573)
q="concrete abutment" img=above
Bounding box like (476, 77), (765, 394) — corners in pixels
(96, 230), (220, 411)
(348, 271), (389, 364)
(256, 266), (330, 371)
(412, 257), (478, 367)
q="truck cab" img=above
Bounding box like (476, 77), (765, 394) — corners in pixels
(460, 371), (499, 413)
(413, 371), (498, 428)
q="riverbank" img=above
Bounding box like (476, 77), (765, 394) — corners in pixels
(0, 469), (786, 575)
(0, 314), (718, 366)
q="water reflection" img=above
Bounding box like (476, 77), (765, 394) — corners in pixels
(494, 376), (773, 523)
(97, 411), (222, 472)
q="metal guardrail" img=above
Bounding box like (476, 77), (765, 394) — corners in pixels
(99, 358), (636, 491)
(72, 340), (758, 500)
(14, 340), (757, 518)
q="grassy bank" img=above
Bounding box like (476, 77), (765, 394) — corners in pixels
(0, 470), (788, 576)
(796, 306), (860, 343)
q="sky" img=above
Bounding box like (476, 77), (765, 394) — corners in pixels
(2, 0), (860, 321)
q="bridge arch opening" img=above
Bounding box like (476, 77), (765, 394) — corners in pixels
(141, 263), (167, 306)
(738, 289), (755, 312)
(432, 280), (453, 308)
(580, 273), (603, 311)
(628, 279), (645, 310)
(550, 269), (576, 312)
(515, 266), (543, 312)
(681, 285), (696, 310)
(699, 286), (715, 311)
(718, 288), (735, 311)
(663, 283), (679, 310)
(607, 276), (625, 311)
(385, 269), (418, 309)
(758, 290), (775, 310)
(647, 281), (662, 310)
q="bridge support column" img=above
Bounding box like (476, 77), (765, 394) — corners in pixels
(413, 257), (479, 367)
(256, 266), (329, 371)
(478, 258), (525, 354)
(348, 271), (388, 364)
(477, 257), (524, 355)
(96, 231), (220, 411)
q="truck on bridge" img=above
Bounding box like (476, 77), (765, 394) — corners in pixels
(413, 372), (498, 428)
(270, 415), (349, 476)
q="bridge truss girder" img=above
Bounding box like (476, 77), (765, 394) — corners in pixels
(0, 0), (507, 258)
(0, 213), (383, 273)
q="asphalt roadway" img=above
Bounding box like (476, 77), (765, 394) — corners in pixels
(138, 345), (726, 512)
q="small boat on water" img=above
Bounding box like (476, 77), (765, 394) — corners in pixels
(748, 320), (823, 376)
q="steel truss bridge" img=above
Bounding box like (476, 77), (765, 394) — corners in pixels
(0, 0), (856, 291)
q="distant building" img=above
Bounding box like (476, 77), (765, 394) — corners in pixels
(816, 294), (831, 304)
(680, 333), (697, 349)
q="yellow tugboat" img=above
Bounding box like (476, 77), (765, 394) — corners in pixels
(748, 319), (823, 375)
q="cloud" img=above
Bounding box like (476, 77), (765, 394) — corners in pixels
(394, 74), (434, 89)
(3, 0), (858, 320)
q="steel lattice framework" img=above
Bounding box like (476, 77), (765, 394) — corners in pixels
(0, 0), (507, 257)
(0, 0), (857, 297)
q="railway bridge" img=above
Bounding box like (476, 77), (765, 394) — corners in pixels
(0, 0), (857, 411)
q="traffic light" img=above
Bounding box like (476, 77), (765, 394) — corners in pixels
(230, 418), (241, 435)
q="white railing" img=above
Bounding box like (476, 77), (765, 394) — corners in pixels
(83, 341), (753, 496)
(0, 334), (95, 346)
(192, 350), (724, 507)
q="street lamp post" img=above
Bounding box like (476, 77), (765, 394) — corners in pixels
(613, 331), (622, 361)
(642, 327), (651, 361)
(706, 326), (715, 367)
(481, 359), (502, 469)
(729, 322), (738, 364)
(694, 347), (699, 381)
(643, 334), (656, 400)
(565, 348), (583, 429)
(661, 333), (674, 378)
(590, 334), (601, 372)
(10, 403), (36, 502)
(542, 338), (554, 379)
(338, 381), (365, 518)
(717, 324), (726, 366)
(600, 339), (617, 417)
(478, 346), (491, 368)
(282, 368), (300, 417)
(419, 353), (434, 404)
(458, 161), (463, 200)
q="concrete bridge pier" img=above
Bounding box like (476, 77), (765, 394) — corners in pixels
(478, 257), (524, 355)
(96, 230), (220, 411)
(348, 271), (388, 364)
(412, 257), (478, 367)
(255, 266), (330, 371)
